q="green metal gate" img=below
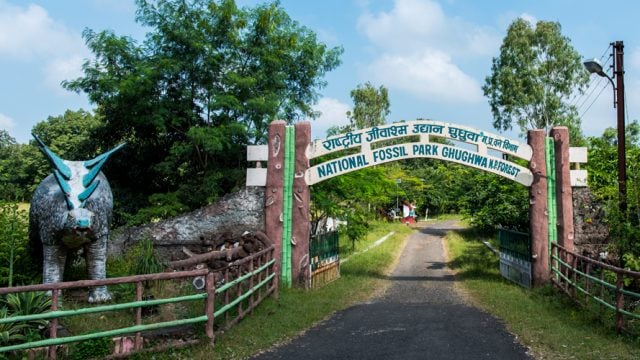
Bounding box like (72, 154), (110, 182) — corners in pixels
(309, 231), (340, 288)
(498, 228), (532, 288)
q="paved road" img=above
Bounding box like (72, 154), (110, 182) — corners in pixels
(252, 221), (532, 360)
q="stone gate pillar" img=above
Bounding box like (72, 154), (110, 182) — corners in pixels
(550, 127), (574, 253)
(265, 120), (286, 282)
(528, 129), (549, 286)
(292, 122), (311, 288)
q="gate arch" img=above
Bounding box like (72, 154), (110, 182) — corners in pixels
(256, 120), (577, 289)
(307, 120), (533, 186)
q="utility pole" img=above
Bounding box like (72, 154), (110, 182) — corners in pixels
(613, 41), (627, 214)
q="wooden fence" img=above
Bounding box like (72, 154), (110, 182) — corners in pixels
(0, 245), (276, 359)
(551, 242), (640, 333)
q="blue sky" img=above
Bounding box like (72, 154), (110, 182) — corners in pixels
(2, 0), (640, 144)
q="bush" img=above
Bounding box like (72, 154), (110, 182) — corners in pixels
(68, 337), (112, 360)
(0, 203), (38, 287)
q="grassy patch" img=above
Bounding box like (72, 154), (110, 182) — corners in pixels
(134, 221), (413, 359)
(446, 228), (640, 360)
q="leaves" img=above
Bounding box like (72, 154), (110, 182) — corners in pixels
(62, 0), (342, 223)
(483, 18), (588, 138)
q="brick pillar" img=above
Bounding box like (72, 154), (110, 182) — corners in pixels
(292, 122), (311, 288)
(265, 120), (286, 280)
(528, 129), (549, 286)
(550, 127), (574, 253)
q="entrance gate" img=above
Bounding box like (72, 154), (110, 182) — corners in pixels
(246, 120), (584, 288)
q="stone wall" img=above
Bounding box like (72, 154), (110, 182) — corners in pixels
(109, 187), (265, 259)
(572, 187), (610, 257)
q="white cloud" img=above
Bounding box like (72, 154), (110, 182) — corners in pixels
(367, 50), (483, 103)
(357, 0), (500, 57)
(630, 47), (640, 71)
(311, 97), (351, 139)
(519, 13), (537, 25)
(0, 1), (89, 93)
(44, 55), (87, 94)
(357, 0), (493, 104)
(0, 113), (16, 132)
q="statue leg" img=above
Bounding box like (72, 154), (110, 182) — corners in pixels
(43, 244), (65, 297)
(85, 235), (112, 303)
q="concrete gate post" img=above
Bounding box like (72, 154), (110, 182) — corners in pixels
(265, 120), (286, 282)
(528, 129), (549, 286)
(550, 127), (574, 253)
(292, 122), (311, 288)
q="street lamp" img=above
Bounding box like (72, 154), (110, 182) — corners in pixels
(583, 41), (627, 213)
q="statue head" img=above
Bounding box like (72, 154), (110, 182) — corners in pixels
(33, 134), (125, 235)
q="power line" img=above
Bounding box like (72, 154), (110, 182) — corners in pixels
(580, 81), (609, 118)
(572, 45), (612, 104)
(575, 76), (606, 112)
(573, 51), (613, 111)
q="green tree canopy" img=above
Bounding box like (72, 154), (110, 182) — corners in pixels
(63, 0), (342, 223)
(347, 82), (389, 130)
(483, 18), (588, 138)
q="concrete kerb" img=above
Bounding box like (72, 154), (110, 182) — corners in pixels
(341, 231), (396, 264)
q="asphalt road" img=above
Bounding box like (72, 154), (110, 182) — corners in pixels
(252, 221), (532, 360)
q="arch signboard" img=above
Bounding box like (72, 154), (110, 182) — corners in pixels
(306, 120), (534, 186)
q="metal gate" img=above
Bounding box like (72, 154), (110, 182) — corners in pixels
(498, 228), (532, 288)
(309, 231), (340, 289)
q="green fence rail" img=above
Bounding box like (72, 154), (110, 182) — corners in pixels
(551, 242), (640, 334)
(0, 245), (277, 358)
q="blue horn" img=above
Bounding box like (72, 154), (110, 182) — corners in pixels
(83, 143), (126, 188)
(32, 134), (72, 180)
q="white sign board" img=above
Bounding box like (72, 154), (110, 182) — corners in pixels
(310, 120), (532, 161)
(306, 143), (533, 186)
(307, 120), (533, 186)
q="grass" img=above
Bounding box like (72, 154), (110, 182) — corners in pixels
(446, 228), (640, 360)
(129, 221), (413, 359)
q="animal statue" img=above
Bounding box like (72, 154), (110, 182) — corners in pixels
(29, 135), (124, 303)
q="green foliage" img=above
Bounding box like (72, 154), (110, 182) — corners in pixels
(342, 211), (369, 252)
(0, 132), (41, 202)
(0, 291), (52, 347)
(3, 292), (52, 329)
(0, 307), (26, 345)
(129, 237), (166, 290)
(68, 337), (113, 360)
(0, 203), (36, 287)
(126, 192), (188, 226)
(63, 0), (342, 224)
(483, 18), (588, 138)
(458, 171), (529, 232)
(587, 121), (640, 264)
(347, 82), (389, 130)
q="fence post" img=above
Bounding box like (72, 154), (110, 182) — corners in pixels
(616, 272), (625, 333)
(205, 272), (215, 342)
(528, 129), (549, 286)
(135, 281), (143, 350)
(48, 289), (58, 360)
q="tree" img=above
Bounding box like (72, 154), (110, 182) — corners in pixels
(347, 82), (390, 130)
(64, 0), (342, 222)
(483, 18), (588, 138)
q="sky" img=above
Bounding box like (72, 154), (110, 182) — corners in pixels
(2, 0), (640, 144)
